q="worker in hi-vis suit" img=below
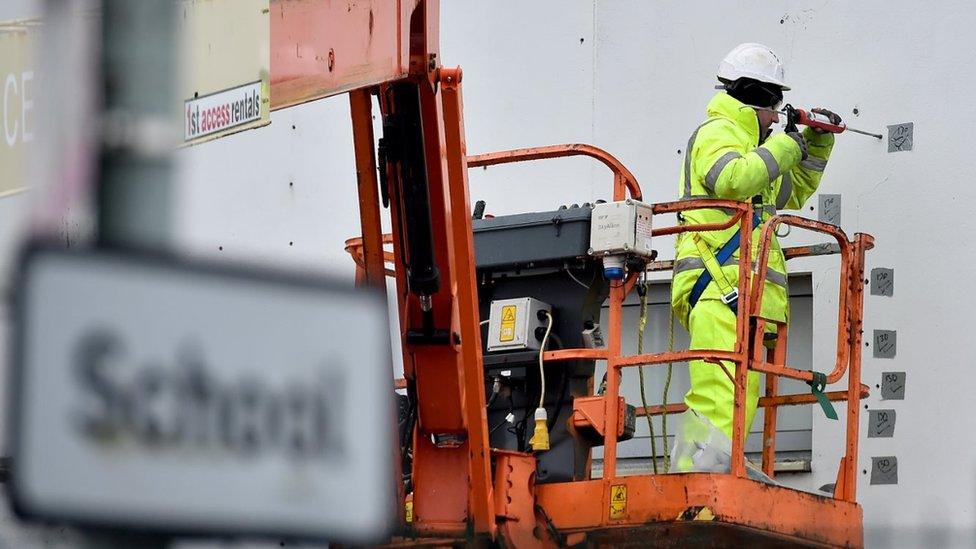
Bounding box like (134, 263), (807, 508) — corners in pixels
(670, 43), (842, 471)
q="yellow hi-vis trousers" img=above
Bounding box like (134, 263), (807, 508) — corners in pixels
(684, 299), (761, 441)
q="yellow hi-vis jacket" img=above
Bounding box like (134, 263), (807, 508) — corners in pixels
(670, 92), (835, 326)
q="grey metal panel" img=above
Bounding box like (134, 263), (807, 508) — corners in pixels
(472, 207), (592, 269)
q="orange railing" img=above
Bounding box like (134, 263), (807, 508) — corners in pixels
(344, 143), (872, 507)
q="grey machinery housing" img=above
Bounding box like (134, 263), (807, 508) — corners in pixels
(473, 204), (637, 483)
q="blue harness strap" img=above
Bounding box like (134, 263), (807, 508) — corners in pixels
(688, 211), (762, 312)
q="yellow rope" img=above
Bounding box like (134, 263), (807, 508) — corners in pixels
(662, 304), (675, 471)
(636, 280), (658, 474)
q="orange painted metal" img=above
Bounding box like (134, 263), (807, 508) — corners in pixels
(512, 195), (864, 545)
(344, 234), (397, 278)
(650, 199), (749, 236)
(270, 0), (415, 110)
(410, 433), (469, 535)
(836, 233), (873, 502)
(384, 537), (464, 548)
(633, 385), (871, 417)
(399, 69), (486, 536)
(349, 89), (388, 290)
(632, 402), (689, 418)
(751, 214), (854, 385)
(600, 274), (633, 518)
(615, 349), (741, 368)
(349, 85), (406, 528)
(367, 171), (866, 544)
(492, 450), (558, 547)
(542, 348), (609, 362)
(467, 144), (642, 201)
(727, 205), (754, 479)
(646, 241), (843, 272)
(320, 0), (491, 536)
(536, 474), (862, 547)
(762, 351), (780, 478)
(572, 396), (629, 438)
(438, 67), (496, 536)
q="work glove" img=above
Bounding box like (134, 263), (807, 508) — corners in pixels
(810, 108), (842, 133)
(786, 131), (808, 160)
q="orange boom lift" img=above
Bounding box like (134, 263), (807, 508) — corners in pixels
(271, 1), (873, 546)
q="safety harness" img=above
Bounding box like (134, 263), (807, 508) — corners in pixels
(685, 201), (838, 421)
(687, 206), (762, 313)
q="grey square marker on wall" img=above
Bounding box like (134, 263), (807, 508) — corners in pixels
(870, 456), (898, 485)
(870, 268), (894, 296)
(873, 329), (896, 359)
(867, 409), (896, 438)
(888, 123), (913, 152)
(881, 372), (906, 400)
(818, 194), (841, 226)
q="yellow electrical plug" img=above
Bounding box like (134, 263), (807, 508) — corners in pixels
(529, 407), (549, 451)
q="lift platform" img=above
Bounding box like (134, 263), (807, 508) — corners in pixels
(271, 1), (873, 546)
(348, 144), (871, 548)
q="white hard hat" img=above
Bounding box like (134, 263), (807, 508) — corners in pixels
(716, 43), (789, 90)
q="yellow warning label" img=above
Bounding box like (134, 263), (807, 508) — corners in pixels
(676, 505), (715, 522)
(694, 507), (715, 521)
(609, 484), (627, 520)
(499, 305), (517, 342)
(405, 500), (413, 523)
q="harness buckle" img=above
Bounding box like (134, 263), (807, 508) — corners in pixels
(720, 288), (739, 306)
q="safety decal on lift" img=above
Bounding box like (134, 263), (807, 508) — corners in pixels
(405, 500), (413, 523)
(609, 484), (627, 520)
(677, 506), (716, 521)
(499, 305), (517, 342)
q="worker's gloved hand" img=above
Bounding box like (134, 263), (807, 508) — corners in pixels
(811, 108), (842, 133)
(786, 131), (808, 160)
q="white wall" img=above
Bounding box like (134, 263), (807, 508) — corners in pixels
(439, 3), (971, 543)
(435, 3), (969, 546)
(1, 1), (973, 547)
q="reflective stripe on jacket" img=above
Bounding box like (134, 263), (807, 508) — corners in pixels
(671, 92), (835, 325)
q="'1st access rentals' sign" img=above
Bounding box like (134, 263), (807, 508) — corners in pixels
(7, 246), (394, 542)
(184, 81), (263, 142)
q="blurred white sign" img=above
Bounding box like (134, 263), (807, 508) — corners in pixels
(8, 246), (394, 542)
(0, 18), (38, 197)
